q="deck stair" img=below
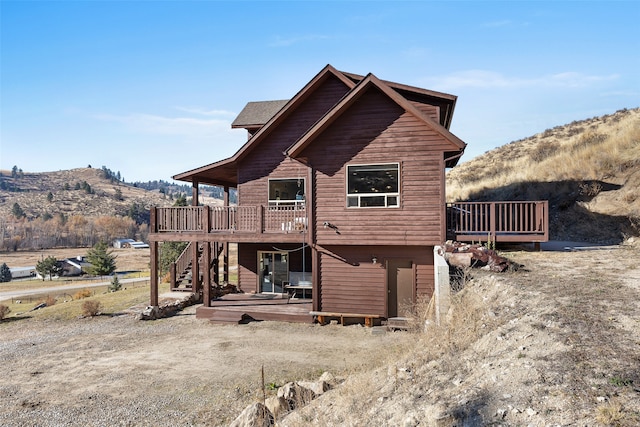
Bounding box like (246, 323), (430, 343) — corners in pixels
(170, 242), (225, 292)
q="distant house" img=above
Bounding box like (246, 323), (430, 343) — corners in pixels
(113, 238), (135, 248)
(113, 238), (149, 249)
(34, 256), (92, 280)
(9, 266), (36, 279)
(60, 256), (90, 277)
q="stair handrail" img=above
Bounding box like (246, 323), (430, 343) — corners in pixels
(174, 242), (193, 281)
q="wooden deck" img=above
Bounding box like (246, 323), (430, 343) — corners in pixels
(195, 293), (314, 324)
(447, 201), (549, 243)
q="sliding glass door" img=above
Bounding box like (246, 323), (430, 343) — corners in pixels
(259, 251), (288, 293)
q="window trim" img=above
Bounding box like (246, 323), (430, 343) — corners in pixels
(345, 162), (400, 209)
(268, 177), (306, 207)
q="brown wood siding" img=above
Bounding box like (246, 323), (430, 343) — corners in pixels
(303, 87), (451, 247)
(409, 101), (440, 124)
(237, 76), (350, 207)
(318, 245), (433, 316)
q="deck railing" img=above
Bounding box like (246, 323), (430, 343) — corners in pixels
(447, 201), (549, 243)
(153, 205), (307, 234)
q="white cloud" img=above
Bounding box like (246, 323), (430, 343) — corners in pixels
(92, 111), (235, 138)
(174, 106), (237, 117)
(420, 70), (619, 91)
(482, 19), (514, 28)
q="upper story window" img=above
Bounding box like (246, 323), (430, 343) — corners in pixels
(347, 163), (400, 208)
(268, 178), (305, 208)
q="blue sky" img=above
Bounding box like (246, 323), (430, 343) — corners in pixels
(1, 1), (638, 182)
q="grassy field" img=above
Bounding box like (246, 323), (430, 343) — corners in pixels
(1, 278), (164, 321)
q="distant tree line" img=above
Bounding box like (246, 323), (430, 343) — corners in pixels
(101, 165), (124, 183)
(131, 179), (237, 203)
(0, 214), (147, 252)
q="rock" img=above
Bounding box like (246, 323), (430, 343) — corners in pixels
(297, 380), (330, 396)
(138, 306), (160, 320)
(443, 241), (515, 272)
(264, 396), (288, 419)
(526, 407), (537, 416)
(403, 413), (419, 427)
(229, 402), (274, 427)
(277, 382), (316, 409)
(318, 371), (338, 385)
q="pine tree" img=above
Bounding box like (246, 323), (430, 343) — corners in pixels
(174, 193), (188, 206)
(36, 256), (62, 281)
(11, 203), (25, 219)
(85, 241), (117, 276)
(109, 275), (122, 292)
(0, 263), (12, 283)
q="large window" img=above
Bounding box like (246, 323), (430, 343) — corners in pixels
(347, 163), (399, 208)
(268, 178), (305, 207)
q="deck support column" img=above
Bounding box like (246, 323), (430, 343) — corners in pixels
(203, 242), (211, 307)
(192, 180), (199, 206)
(191, 241), (200, 299)
(150, 240), (159, 307)
(223, 186), (230, 283)
(149, 207), (159, 307)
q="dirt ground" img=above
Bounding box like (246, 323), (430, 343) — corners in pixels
(0, 302), (411, 426)
(1, 242), (639, 426)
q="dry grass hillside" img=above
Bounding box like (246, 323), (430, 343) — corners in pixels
(0, 167), (175, 219)
(447, 108), (640, 243)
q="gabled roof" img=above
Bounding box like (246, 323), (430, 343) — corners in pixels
(286, 73), (466, 161)
(231, 100), (288, 130)
(173, 65), (466, 184)
(173, 64), (355, 185)
(339, 71), (458, 129)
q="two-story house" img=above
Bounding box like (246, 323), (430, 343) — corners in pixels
(148, 64), (468, 324)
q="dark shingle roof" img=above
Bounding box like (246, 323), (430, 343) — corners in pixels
(231, 100), (289, 129)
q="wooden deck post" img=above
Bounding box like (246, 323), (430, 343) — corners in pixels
(223, 242), (229, 283)
(202, 241), (211, 307)
(191, 240), (200, 297)
(489, 202), (496, 245)
(149, 207), (159, 307)
(169, 263), (176, 290)
(192, 180), (199, 206)
(150, 240), (159, 307)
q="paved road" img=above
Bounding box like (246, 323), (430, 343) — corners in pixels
(0, 277), (150, 302)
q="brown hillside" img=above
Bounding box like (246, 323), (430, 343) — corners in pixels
(0, 168), (175, 219)
(447, 108), (640, 243)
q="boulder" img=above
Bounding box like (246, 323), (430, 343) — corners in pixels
(264, 396), (288, 419)
(277, 382), (316, 409)
(297, 380), (330, 396)
(228, 402), (274, 427)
